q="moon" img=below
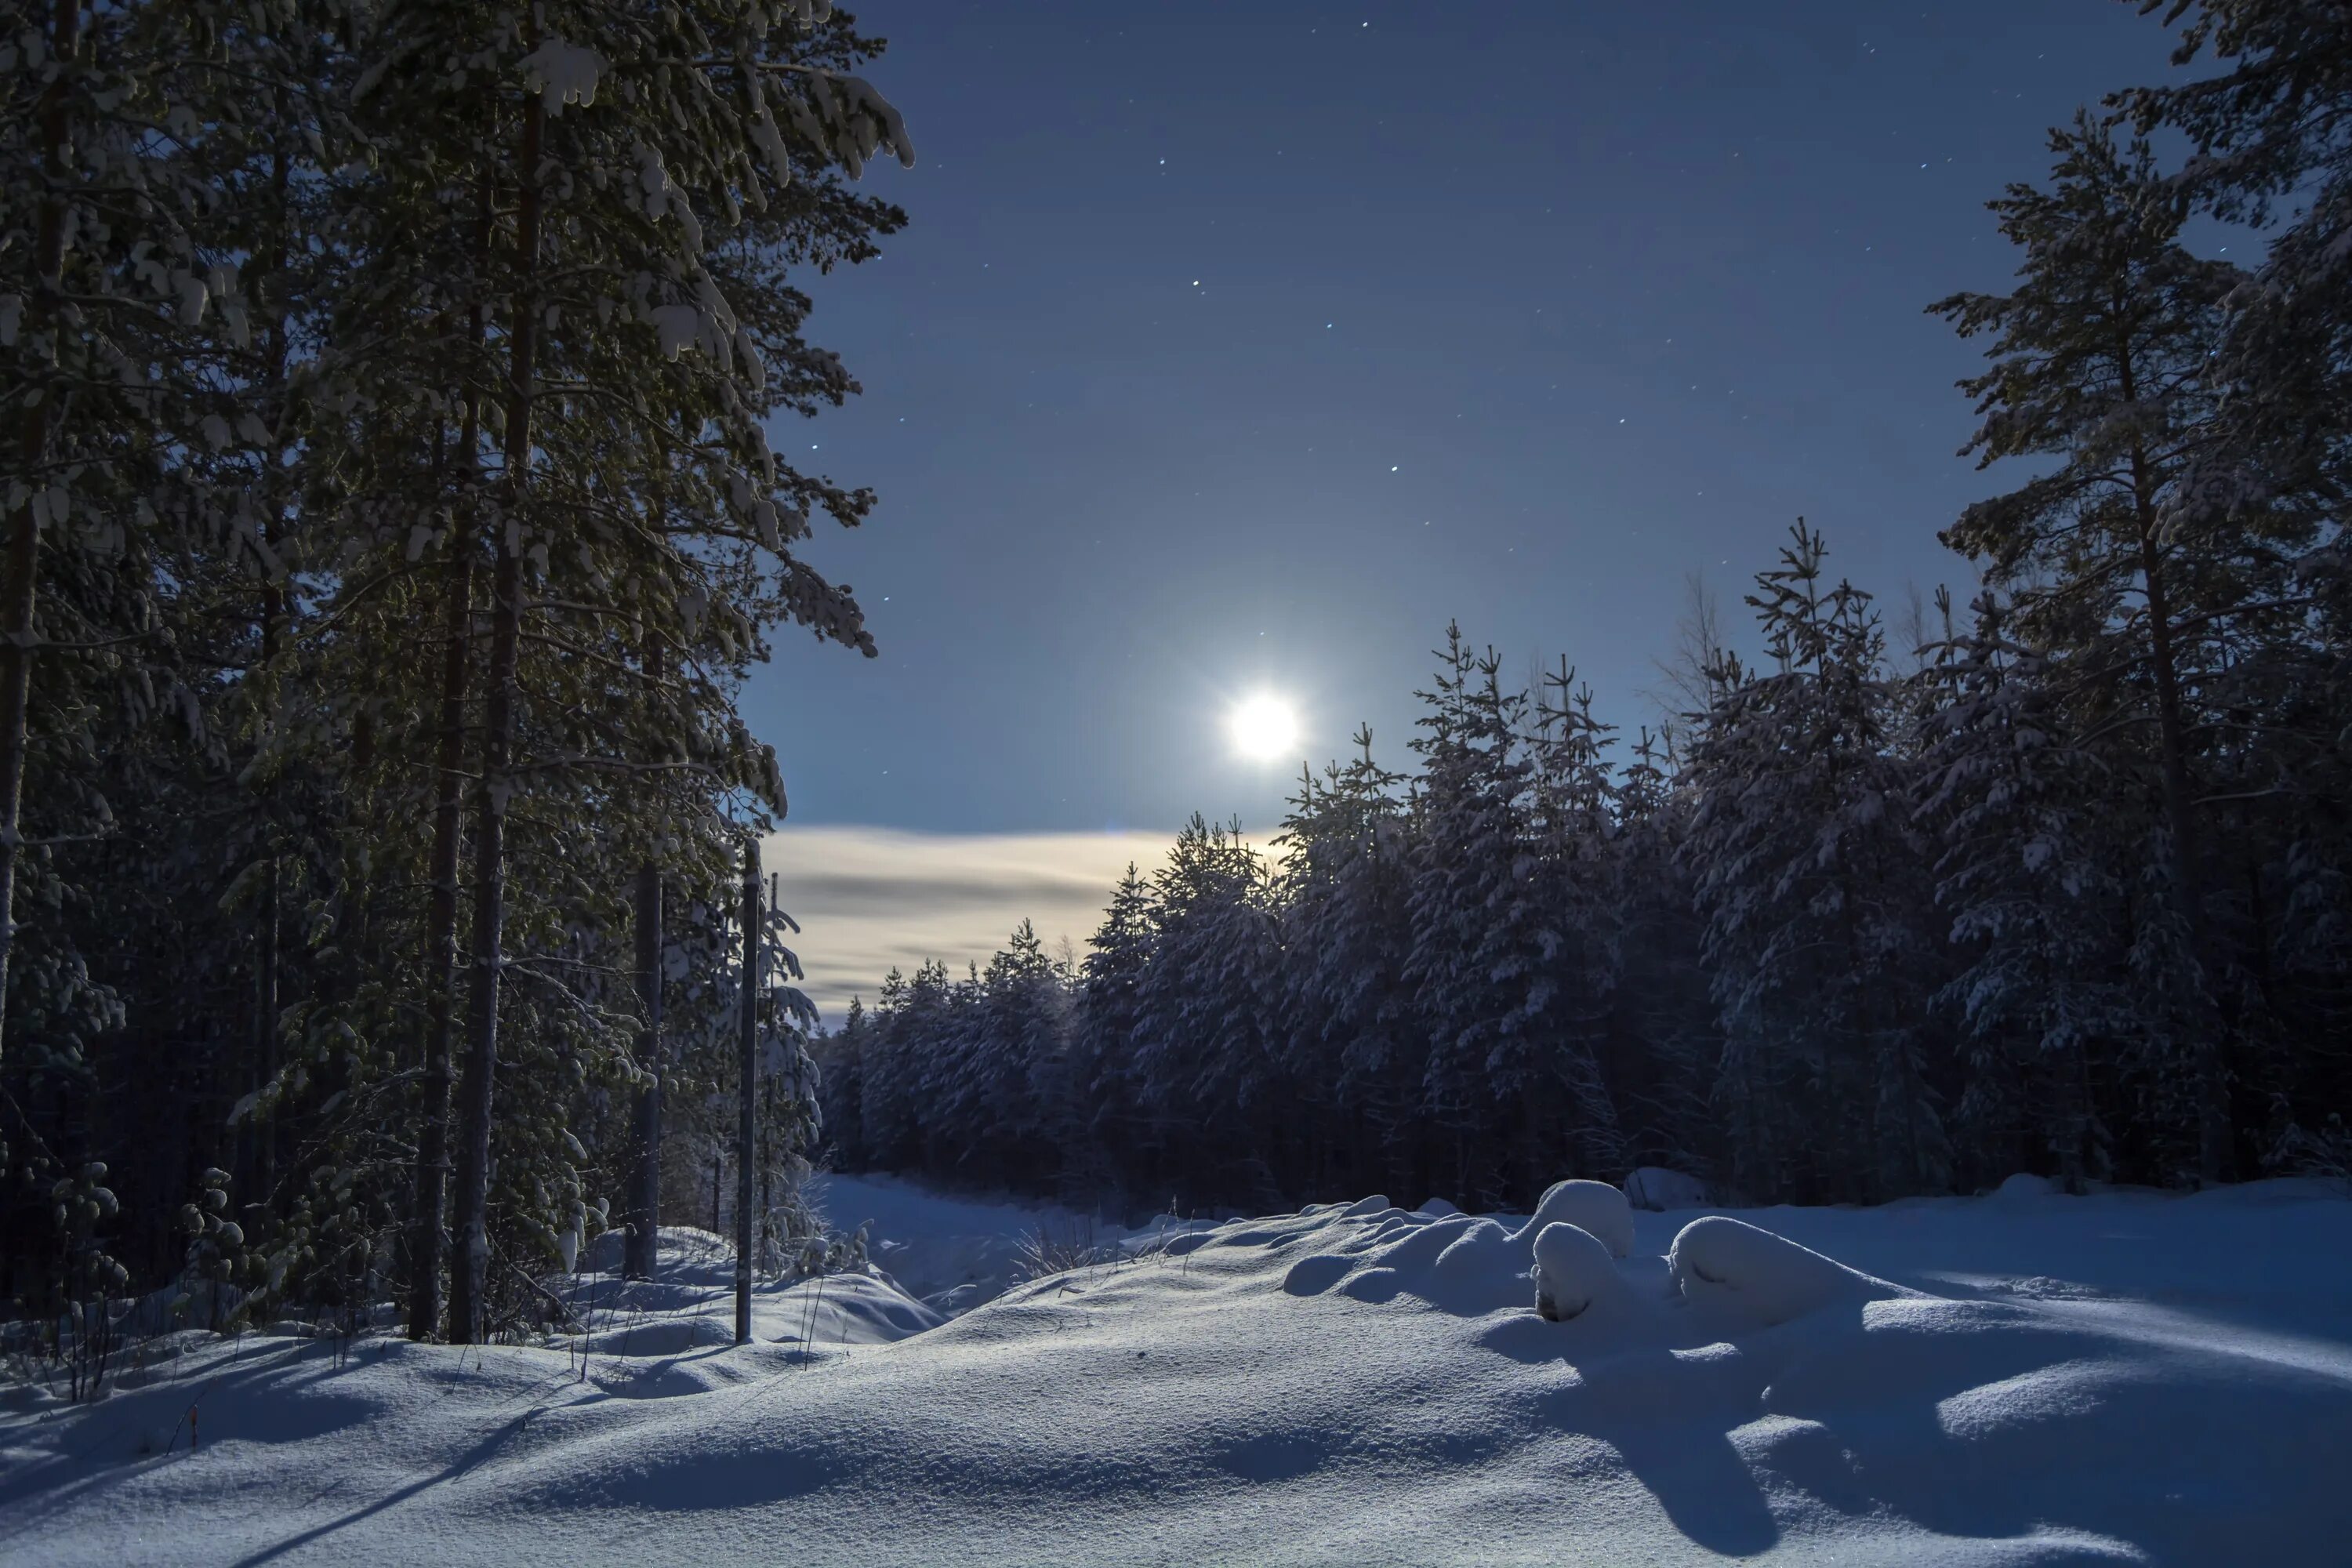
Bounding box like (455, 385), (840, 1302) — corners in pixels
(1229, 694), (1300, 762)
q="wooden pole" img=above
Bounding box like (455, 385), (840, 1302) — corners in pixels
(736, 837), (760, 1345)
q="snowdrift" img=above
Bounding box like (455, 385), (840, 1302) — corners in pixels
(3, 1176), (2349, 1565)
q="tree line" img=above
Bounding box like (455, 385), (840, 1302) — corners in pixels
(1, 0), (908, 1345)
(817, 5), (2352, 1216)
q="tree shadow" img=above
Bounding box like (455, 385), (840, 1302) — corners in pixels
(1484, 1319), (1782, 1556)
(1483, 1291), (2352, 1563)
(0, 1338), (378, 1533)
(230, 1399), (551, 1567)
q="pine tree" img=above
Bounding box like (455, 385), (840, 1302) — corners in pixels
(304, 0), (911, 1339)
(0, 0), (243, 1065)
(2116, 0), (2352, 1179)
(1929, 111), (2300, 1181)
(2117, 0), (2352, 513)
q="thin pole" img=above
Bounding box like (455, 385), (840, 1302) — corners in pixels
(736, 838), (760, 1345)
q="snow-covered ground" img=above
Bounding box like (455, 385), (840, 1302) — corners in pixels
(3, 1174), (2348, 1565)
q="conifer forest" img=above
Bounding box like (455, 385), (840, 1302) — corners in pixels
(5, 0), (2351, 1363)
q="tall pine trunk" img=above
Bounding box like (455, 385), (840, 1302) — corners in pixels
(448, 80), (546, 1346)
(406, 545), (474, 1338)
(249, 860), (278, 1199)
(0, 0), (80, 1065)
(623, 859), (663, 1279)
(2119, 352), (2229, 1183)
(408, 174), (495, 1341)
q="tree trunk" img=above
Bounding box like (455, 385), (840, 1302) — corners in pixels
(407, 172), (494, 1342)
(735, 840), (760, 1346)
(622, 860), (663, 1279)
(2118, 336), (2229, 1185)
(448, 78), (546, 1346)
(2133, 535), (2230, 1181)
(0, 0), (82, 1066)
(406, 546), (474, 1339)
(251, 861), (278, 1200)
(248, 85), (296, 1210)
(447, 528), (521, 1347)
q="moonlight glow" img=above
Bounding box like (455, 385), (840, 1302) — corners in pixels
(1229, 694), (1300, 762)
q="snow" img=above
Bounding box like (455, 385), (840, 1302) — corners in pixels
(1668, 1215), (1897, 1328)
(1516, 1176), (1635, 1257)
(812, 1172), (1150, 1310)
(519, 39), (604, 115)
(4, 1178), (2350, 1564)
(1531, 1220), (1630, 1323)
(1994, 1171), (2056, 1202)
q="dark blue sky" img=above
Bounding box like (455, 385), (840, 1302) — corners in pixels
(754, 1), (2183, 837)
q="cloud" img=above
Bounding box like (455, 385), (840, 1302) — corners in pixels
(761, 826), (1176, 1022)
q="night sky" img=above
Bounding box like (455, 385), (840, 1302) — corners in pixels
(751, 2), (2193, 1000)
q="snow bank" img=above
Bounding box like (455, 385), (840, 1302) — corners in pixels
(4, 1180), (2348, 1565)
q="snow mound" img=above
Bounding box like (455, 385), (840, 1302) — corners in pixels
(1994, 1171), (2056, 1201)
(1514, 1177), (1635, 1257)
(1531, 1221), (1638, 1323)
(1668, 1214), (1900, 1327)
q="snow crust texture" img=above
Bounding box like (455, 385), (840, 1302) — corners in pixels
(5, 1177), (2350, 1566)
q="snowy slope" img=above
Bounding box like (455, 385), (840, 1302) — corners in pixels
(4, 1179), (2349, 1566)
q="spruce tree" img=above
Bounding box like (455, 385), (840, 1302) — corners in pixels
(1074, 865), (1156, 1199)
(1403, 627), (1553, 1205)
(1918, 591), (2128, 1189)
(1684, 524), (1948, 1202)
(1274, 731), (1418, 1198)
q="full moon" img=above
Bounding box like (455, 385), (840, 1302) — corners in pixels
(1229, 694), (1299, 761)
